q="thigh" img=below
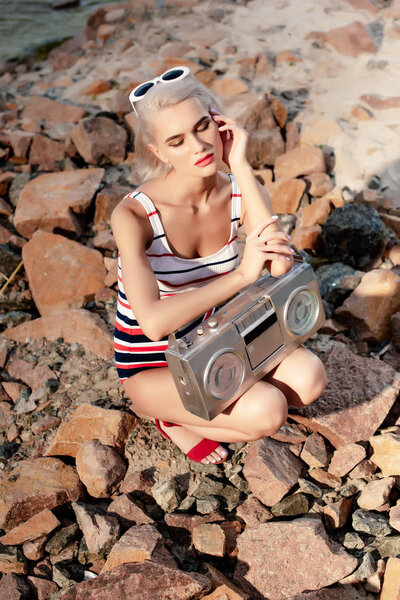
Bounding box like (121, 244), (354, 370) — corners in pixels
(122, 366), (287, 434)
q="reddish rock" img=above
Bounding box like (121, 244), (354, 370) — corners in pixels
(304, 172), (334, 197)
(8, 131), (34, 159)
(348, 459), (377, 479)
(325, 21), (377, 57)
(53, 561), (211, 600)
(22, 230), (106, 316)
(369, 433), (400, 476)
(389, 504), (400, 532)
(212, 78), (248, 95)
(22, 96), (86, 128)
(31, 415), (61, 435)
(297, 197), (331, 227)
(247, 128), (285, 168)
(328, 443), (366, 477)
(0, 171), (17, 195)
(0, 457), (82, 531)
(5, 309), (114, 360)
(380, 557), (400, 599)
(14, 168), (104, 239)
(76, 439), (127, 498)
(91, 229), (116, 251)
(82, 79), (112, 95)
(27, 576), (59, 600)
(379, 212), (400, 237)
(290, 225), (322, 251)
(274, 146), (326, 180)
(351, 104), (373, 120)
(323, 497), (353, 529)
(202, 585), (247, 600)
(94, 184), (130, 225)
(242, 437), (304, 506)
(0, 198), (12, 216)
(108, 494), (154, 526)
(22, 535), (47, 561)
(342, 0), (378, 13)
(357, 477), (396, 510)
(265, 178), (306, 214)
(0, 508), (60, 545)
(101, 524), (177, 572)
(0, 574), (31, 599)
(299, 433), (329, 468)
(191, 523), (226, 557)
(309, 467), (342, 488)
(2, 381), (28, 403)
(28, 134), (65, 171)
(234, 517), (358, 599)
(285, 121), (300, 152)
(361, 94), (400, 110)
(335, 269), (400, 341)
(289, 342), (400, 448)
(120, 469), (155, 496)
(45, 403), (137, 458)
(72, 501), (120, 555)
(70, 116), (127, 165)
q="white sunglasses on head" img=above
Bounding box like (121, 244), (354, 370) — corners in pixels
(129, 66), (192, 114)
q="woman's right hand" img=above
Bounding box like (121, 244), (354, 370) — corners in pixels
(237, 216), (293, 285)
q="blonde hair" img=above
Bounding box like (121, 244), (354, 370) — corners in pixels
(132, 74), (225, 182)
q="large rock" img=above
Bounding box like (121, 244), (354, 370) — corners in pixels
(101, 524), (177, 573)
(72, 502), (120, 555)
(22, 230), (106, 316)
(325, 21), (377, 57)
(265, 178), (306, 214)
(0, 508), (60, 545)
(234, 517), (358, 599)
(76, 439), (127, 498)
(14, 169), (104, 238)
(247, 128), (285, 168)
(289, 342), (400, 448)
(70, 116), (127, 165)
(22, 96), (87, 127)
(0, 574), (31, 599)
(0, 458), (82, 531)
(28, 134), (65, 171)
(315, 262), (363, 308)
(45, 403), (137, 458)
(5, 308), (113, 359)
(335, 269), (400, 341)
(54, 561), (211, 600)
(321, 204), (386, 269)
(369, 433), (400, 476)
(242, 437), (304, 506)
(274, 146), (326, 180)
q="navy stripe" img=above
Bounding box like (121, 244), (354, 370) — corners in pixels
(231, 217), (240, 222)
(118, 290), (127, 301)
(115, 350), (166, 363)
(153, 233), (166, 241)
(114, 327), (151, 344)
(116, 310), (139, 327)
(153, 253), (238, 275)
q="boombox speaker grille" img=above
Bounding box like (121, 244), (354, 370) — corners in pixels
(205, 351), (244, 401)
(286, 288), (319, 336)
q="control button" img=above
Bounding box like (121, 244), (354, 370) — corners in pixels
(208, 318), (218, 330)
(236, 320), (245, 333)
(178, 376), (187, 386)
(197, 326), (205, 336)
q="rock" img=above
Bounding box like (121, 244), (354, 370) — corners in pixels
(22, 96), (86, 128)
(94, 184), (131, 226)
(197, 497), (221, 514)
(31, 415), (61, 435)
(72, 501), (120, 555)
(76, 439), (127, 498)
(242, 437), (304, 506)
(45, 523), (79, 555)
(14, 169), (104, 239)
(270, 493), (309, 517)
(323, 497), (353, 529)
(22, 535), (47, 561)
(369, 433), (400, 476)
(297, 197), (331, 227)
(338, 552), (376, 585)
(380, 556), (400, 599)
(352, 508), (391, 536)
(370, 535), (400, 559)
(335, 269), (400, 341)
(265, 178), (306, 214)
(107, 494), (154, 527)
(328, 443), (366, 477)
(45, 403), (136, 458)
(202, 584), (247, 600)
(0, 244), (21, 278)
(53, 562), (211, 600)
(299, 117), (343, 147)
(28, 134), (65, 171)
(274, 146), (326, 180)
(234, 517), (358, 599)
(299, 433), (330, 468)
(0, 457), (82, 531)
(357, 477), (396, 510)
(304, 173), (334, 197)
(0, 508), (60, 545)
(101, 524), (177, 572)
(0, 574), (31, 599)
(151, 477), (186, 513)
(192, 523), (226, 556)
(290, 225), (322, 251)
(5, 309), (114, 360)
(212, 78), (248, 95)
(316, 263), (363, 308)
(27, 576), (59, 600)
(348, 459), (377, 479)
(202, 562), (249, 600)
(0, 545), (27, 574)
(120, 469), (154, 496)
(389, 504), (400, 532)
(289, 342), (400, 448)
(247, 128), (285, 168)
(70, 116), (127, 165)
(322, 204), (386, 269)
(22, 230), (106, 316)
(325, 21), (377, 56)
(82, 79), (112, 95)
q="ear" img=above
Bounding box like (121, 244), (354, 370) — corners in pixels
(148, 144), (168, 164)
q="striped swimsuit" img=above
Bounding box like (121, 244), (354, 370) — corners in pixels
(114, 172), (242, 383)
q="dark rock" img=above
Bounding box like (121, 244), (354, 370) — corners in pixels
(321, 204), (386, 268)
(0, 245), (21, 278)
(315, 262), (363, 307)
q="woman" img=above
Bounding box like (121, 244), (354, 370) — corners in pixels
(111, 67), (327, 466)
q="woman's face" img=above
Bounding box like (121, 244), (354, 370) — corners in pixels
(148, 97), (223, 175)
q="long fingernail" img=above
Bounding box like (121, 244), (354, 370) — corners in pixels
(272, 215), (278, 220)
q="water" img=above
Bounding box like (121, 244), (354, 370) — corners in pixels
(0, 0), (125, 61)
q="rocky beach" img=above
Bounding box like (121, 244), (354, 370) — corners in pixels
(1, 0), (400, 597)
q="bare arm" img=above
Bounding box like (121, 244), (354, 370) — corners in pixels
(111, 203), (250, 342)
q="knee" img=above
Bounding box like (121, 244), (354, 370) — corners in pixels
(296, 354), (327, 405)
(245, 385), (288, 440)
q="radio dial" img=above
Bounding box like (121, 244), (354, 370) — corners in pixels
(208, 318), (218, 330)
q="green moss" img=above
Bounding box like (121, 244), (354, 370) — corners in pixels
(33, 36), (72, 61)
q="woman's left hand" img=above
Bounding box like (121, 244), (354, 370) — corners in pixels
(210, 108), (249, 170)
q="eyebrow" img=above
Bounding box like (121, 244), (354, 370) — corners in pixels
(164, 115), (210, 143)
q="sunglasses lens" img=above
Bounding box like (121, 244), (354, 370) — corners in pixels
(161, 68), (184, 81)
(134, 81), (154, 97)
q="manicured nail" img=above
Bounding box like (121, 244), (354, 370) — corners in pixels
(286, 256), (292, 261)
(287, 234), (291, 239)
(221, 449), (228, 457)
(211, 458), (216, 463)
(272, 215), (278, 220)
(290, 248), (295, 252)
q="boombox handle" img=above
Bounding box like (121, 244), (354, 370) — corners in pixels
(168, 242), (304, 351)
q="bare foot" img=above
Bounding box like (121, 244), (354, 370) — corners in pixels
(158, 421), (228, 465)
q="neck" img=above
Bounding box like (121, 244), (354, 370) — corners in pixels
(163, 170), (221, 207)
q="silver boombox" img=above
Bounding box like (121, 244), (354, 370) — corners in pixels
(165, 261), (325, 421)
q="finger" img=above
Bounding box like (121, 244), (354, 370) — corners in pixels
(256, 243), (294, 255)
(257, 232), (290, 243)
(248, 216), (279, 239)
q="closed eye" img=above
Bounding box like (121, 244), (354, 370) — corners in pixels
(169, 120), (210, 148)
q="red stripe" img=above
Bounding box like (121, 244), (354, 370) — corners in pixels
(114, 342), (168, 352)
(232, 194), (241, 197)
(115, 321), (144, 335)
(226, 235), (237, 245)
(147, 210), (157, 217)
(158, 269), (231, 288)
(118, 297), (131, 309)
(116, 361), (168, 369)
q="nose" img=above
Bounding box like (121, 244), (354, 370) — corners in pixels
(189, 132), (207, 153)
